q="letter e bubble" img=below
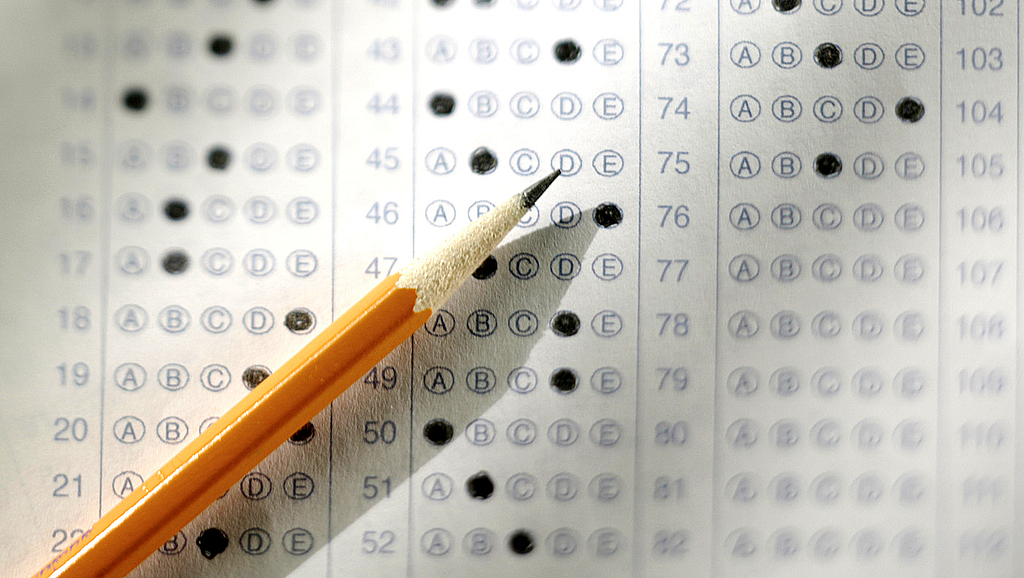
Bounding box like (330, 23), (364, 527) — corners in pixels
(593, 39), (624, 66)
(593, 93), (624, 119)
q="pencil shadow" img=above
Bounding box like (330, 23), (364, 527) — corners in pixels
(127, 209), (602, 578)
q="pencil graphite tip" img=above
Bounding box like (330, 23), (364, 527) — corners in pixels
(521, 169), (561, 209)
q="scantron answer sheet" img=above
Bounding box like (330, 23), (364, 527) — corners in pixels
(0, 0), (1022, 576)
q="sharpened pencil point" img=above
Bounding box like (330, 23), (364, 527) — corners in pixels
(521, 169), (561, 209)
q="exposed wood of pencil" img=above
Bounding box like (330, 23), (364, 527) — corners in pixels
(32, 169), (559, 578)
(35, 274), (431, 578)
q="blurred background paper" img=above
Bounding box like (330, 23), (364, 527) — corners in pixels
(0, 0), (1022, 576)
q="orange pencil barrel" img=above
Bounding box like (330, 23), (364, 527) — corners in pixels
(34, 274), (431, 578)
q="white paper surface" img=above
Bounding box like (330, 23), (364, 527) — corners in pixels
(0, 0), (1021, 576)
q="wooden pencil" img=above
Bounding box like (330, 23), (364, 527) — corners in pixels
(32, 170), (561, 578)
